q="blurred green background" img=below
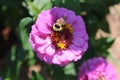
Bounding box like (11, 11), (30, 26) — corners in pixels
(0, 0), (120, 80)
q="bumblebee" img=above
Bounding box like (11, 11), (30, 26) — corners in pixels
(51, 17), (73, 49)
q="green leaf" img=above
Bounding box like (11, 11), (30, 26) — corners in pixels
(28, 2), (40, 17)
(30, 71), (44, 80)
(106, 37), (114, 43)
(10, 45), (16, 62)
(4, 78), (11, 80)
(4, 67), (11, 80)
(19, 17), (33, 50)
(19, 17), (32, 48)
(64, 63), (76, 76)
(107, 52), (117, 65)
(18, 17), (35, 65)
(90, 38), (114, 57)
(33, 0), (52, 11)
(19, 17), (33, 29)
(98, 38), (114, 50)
(24, 0), (52, 17)
(79, 0), (86, 3)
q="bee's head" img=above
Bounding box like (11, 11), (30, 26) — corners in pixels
(52, 23), (63, 32)
(52, 17), (66, 32)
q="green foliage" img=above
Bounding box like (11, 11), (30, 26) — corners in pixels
(18, 17), (35, 65)
(64, 62), (76, 76)
(23, 0), (52, 18)
(30, 71), (44, 80)
(51, 0), (81, 14)
(90, 38), (114, 57)
(0, 0), (119, 80)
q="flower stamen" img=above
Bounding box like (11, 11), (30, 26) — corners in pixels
(56, 41), (66, 49)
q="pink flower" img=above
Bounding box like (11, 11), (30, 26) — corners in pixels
(0, 77), (2, 80)
(29, 7), (88, 66)
(78, 57), (117, 80)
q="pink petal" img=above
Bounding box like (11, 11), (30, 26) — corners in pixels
(62, 49), (75, 61)
(72, 24), (87, 37)
(69, 44), (83, 55)
(83, 34), (89, 41)
(56, 8), (68, 18)
(45, 10), (55, 27)
(36, 13), (51, 34)
(45, 36), (52, 44)
(45, 44), (55, 56)
(66, 11), (76, 25)
(44, 54), (53, 64)
(76, 16), (85, 25)
(73, 55), (82, 61)
(72, 37), (84, 47)
(52, 55), (61, 65)
(56, 51), (67, 62)
(29, 34), (37, 49)
(50, 7), (61, 20)
(35, 36), (52, 54)
(72, 16), (85, 30)
(34, 35), (46, 44)
(36, 23), (51, 34)
(59, 61), (69, 66)
(31, 44), (36, 50)
(38, 11), (47, 17)
(36, 53), (45, 61)
(31, 25), (38, 34)
(29, 33), (35, 44)
(36, 43), (50, 54)
(81, 42), (88, 52)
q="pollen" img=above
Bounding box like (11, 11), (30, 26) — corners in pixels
(65, 24), (73, 34)
(56, 41), (66, 49)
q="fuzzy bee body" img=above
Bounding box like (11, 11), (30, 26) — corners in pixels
(52, 17), (66, 32)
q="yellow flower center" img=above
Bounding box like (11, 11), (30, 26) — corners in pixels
(56, 41), (66, 49)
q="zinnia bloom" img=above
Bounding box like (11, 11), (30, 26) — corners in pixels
(78, 57), (117, 80)
(0, 77), (2, 80)
(29, 7), (88, 66)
